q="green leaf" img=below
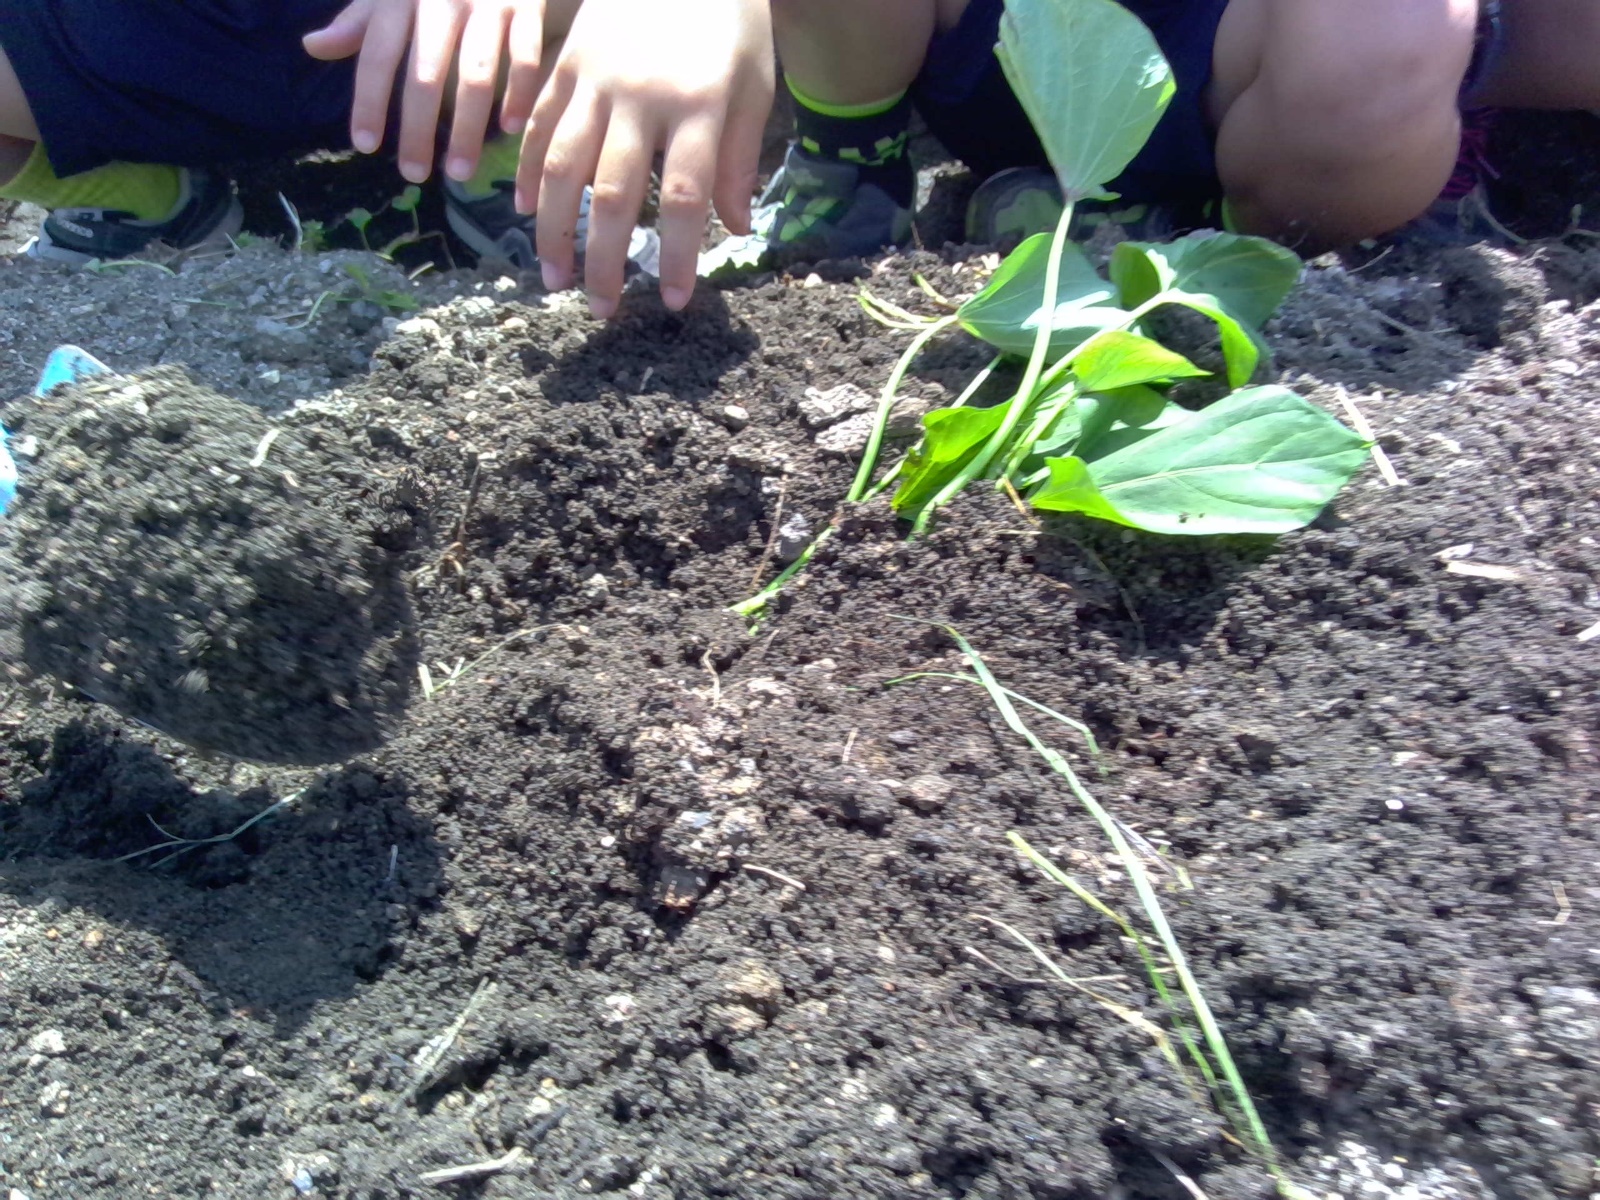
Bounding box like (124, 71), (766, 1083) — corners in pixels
(1070, 330), (1210, 392)
(1163, 289), (1267, 389)
(894, 401), (1012, 513)
(1111, 233), (1301, 328)
(1030, 385), (1371, 534)
(392, 185), (423, 214)
(1110, 234), (1302, 386)
(1076, 391), (1189, 460)
(997, 0), (1176, 200)
(1019, 385), (1175, 482)
(346, 207), (374, 232)
(1031, 456), (1128, 524)
(958, 234), (1122, 358)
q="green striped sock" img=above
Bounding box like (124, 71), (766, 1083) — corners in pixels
(786, 78), (914, 206)
(0, 144), (181, 221)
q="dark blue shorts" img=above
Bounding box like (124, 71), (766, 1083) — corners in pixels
(0, 0), (355, 176)
(912, 0), (1232, 213)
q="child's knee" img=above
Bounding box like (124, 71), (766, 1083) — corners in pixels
(1253, 0), (1477, 161)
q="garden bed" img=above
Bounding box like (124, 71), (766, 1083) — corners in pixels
(0, 135), (1596, 1200)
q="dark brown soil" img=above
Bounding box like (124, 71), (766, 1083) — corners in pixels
(0, 368), (418, 765)
(1, 150), (1598, 1200)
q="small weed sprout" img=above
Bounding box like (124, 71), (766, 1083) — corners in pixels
(342, 185), (454, 267)
(889, 621), (1313, 1199)
(116, 789), (306, 869)
(346, 205), (377, 254)
(342, 262), (419, 313)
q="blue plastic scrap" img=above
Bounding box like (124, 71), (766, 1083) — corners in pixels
(0, 344), (112, 516)
(0, 421), (13, 515)
(34, 344), (111, 396)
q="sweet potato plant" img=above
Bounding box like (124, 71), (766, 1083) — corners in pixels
(872, 0), (1370, 535)
(735, 0), (1371, 617)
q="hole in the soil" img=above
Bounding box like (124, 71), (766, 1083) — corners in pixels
(1529, 730), (1570, 764)
(352, 940), (398, 983)
(703, 1042), (735, 1072)
(923, 1149), (994, 1196)
(415, 1049), (521, 1114)
(601, 745), (633, 779)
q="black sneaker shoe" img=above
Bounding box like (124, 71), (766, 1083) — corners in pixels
(763, 143), (912, 261)
(442, 177), (661, 278)
(26, 168), (243, 264)
(964, 167), (1180, 247)
(698, 143), (913, 277)
(443, 177), (549, 268)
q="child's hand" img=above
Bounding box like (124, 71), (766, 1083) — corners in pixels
(303, 0), (546, 185)
(517, 0), (775, 318)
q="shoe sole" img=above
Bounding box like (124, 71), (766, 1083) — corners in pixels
(25, 196), (245, 267)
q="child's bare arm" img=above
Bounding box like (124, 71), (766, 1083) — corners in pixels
(303, 0), (548, 185)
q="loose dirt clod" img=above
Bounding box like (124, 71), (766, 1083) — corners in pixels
(0, 367), (416, 763)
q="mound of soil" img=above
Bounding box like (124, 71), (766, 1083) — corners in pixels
(0, 367), (417, 764)
(0, 240), (1595, 1199)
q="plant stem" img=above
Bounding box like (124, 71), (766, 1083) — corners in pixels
(728, 526), (834, 619)
(912, 201), (1075, 534)
(1000, 377), (1078, 481)
(950, 355), (1002, 410)
(860, 458), (905, 502)
(848, 314), (957, 504)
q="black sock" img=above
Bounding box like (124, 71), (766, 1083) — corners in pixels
(788, 80), (915, 208)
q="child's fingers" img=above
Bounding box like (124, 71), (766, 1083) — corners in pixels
(535, 88), (606, 294)
(500, 1), (546, 135)
(446, 3), (513, 180)
(655, 110), (721, 311)
(345, 0), (416, 154)
(302, 0), (374, 62)
(515, 57), (576, 215)
(711, 94), (767, 238)
(583, 109), (655, 318)
(397, 0), (467, 180)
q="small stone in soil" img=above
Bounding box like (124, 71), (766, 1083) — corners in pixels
(776, 512), (813, 564)
(26, 1029), (65, 1056)
(37, 1080), (70, 1117)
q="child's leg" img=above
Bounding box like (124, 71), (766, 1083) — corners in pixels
(1470, 0), (1600, 108)
(771, 0), (957, 106)
(0, 41), (193, 237)
(1208, 0), (1480, 249)
(762, 0), (966, 259)
(0, 43), (39, 184)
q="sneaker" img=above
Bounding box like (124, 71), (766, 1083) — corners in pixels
(697, 142), (912, 277)
(443, 177), (558, 269)
(26, 168), (243, 264)
(964, 167), (1180, 247)
(442, 177), (661, 278)
(1393, 109), (1520, 247)
(764, 143), (912, 261)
